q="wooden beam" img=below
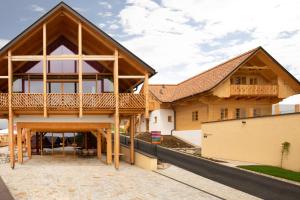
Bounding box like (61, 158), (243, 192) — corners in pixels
(17, 127), (22, 163)
(241, 66), (269, 70)
(106, 128), (112, 164)
(40, 132), (43, 156)
(113, 49), (120, 169)
(47, 54), (78, 60)
(82, 55), (115, 61)
(11, 55), (43, 62)
(62, 133), (65, 156)
(97, 131), (102, 160)
(8, 50), (14, 169)
(78, 22), (83, 118)
(26, 129), (31, 159)
(130, 115), (135, 164)
(144, 73), (149, 118)
(0, 76), (9, 79)
(43, 23), (47, 118)
(51, 132), (54, 156)
(118, 75), (145, 79)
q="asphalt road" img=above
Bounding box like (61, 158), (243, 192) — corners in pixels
(156, 146), (300, 200)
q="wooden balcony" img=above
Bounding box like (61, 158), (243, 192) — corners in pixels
(230, 85), (278, 96)
(0, 93), (145, 113)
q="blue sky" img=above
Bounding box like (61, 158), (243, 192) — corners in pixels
(0, 0), (300, 103)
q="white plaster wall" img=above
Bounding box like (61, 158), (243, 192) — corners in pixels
(138, 115), (147, 133)
(14, 115), (114, 123)
(149, 109), (174, 135)
(172, 130), (202, 147)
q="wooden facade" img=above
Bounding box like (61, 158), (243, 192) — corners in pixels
(148, 47), (300, 131)
(0, 3), (155, 169)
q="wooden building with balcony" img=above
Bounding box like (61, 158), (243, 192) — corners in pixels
(148, 47), (300, 133)
(0, 2), (155, 169)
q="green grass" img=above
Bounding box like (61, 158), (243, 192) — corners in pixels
(238, 165), (300, 183)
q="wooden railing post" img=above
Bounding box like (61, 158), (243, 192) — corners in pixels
(113, 49), (120, 169)
(144, 73), (149, 118)
(78, 22), (83, 117)
(8, 50), (15, 169)
(43, 23), (47, 117)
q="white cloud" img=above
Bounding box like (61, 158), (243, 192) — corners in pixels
(73, 7), (88, 13)
(99, 1), (112, 9)
(98, 23), (106, 28)
(30, 4), (45, 13)
(98, 11), (113, 17)
(118, 0), (300, 86)
(109, 24), (119, 30)
(0, 39), (9, 48)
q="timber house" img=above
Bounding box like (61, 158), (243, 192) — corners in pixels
(144, 47), (300, 136)
(0, 2), (155, 169)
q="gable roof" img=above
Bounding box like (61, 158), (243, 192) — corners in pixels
(0, 2), (156, 77)
(150, 46), (300, 102)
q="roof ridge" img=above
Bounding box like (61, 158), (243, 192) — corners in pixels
(177, 46), (261, 86)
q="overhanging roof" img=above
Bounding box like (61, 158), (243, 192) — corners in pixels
(150, 46), (300, 102)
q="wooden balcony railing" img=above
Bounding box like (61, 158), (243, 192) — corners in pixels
(13, 93), (43, 111)
(119, 93), (145, 109)
(83, 93), (115, 110)
(230, 85), (278, 96)
(0, 93), (146, 112)
(47, 93), (79, 111)
(0, 93), (8, 110)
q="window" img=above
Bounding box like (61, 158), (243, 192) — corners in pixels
(236, 108), (246, 119)
(168, 116), (172, 122)
(249, 77), (258, 85)
(154, 116), (158, 123)
(192, 111), (198, 121)
(232, 76), (246, 85)
(253, 108), (261, 117)
(220, 108), (228, 120)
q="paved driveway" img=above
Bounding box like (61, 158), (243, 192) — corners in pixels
(0, 155), (222, 200)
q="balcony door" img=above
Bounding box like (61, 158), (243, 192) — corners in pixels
(48, 82), (77, 93)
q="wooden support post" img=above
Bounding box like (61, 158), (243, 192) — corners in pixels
(113, 50), (120, 169)
(78, 22), (83, 117)
(84, 133), (87, 149)
(43, 23), (47, 118)
(274, 104), (280, 115)
(36, 132), (39, 154)
(62, 133), (65, 156)
(73, 132), (76, 156)
(106, 129), (112, 165)
(40, 133), (43, 156)
(17, 127), (23, 163)
(8, 50), (15, 169)
(26, 129), (31, 159)
(130, 115), (135, 164)
(51, 132), (54, 155)
(248, 108), (254, 118)
(144, 73), (149, 119)
(97, 131), (102, 160)
(295, 104), (300, 112)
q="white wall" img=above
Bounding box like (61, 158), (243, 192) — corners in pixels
(149, 109), (174, 135)
(172, 130), (202, 147)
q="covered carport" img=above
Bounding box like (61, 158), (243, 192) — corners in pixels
(15, 122), (113, 165)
